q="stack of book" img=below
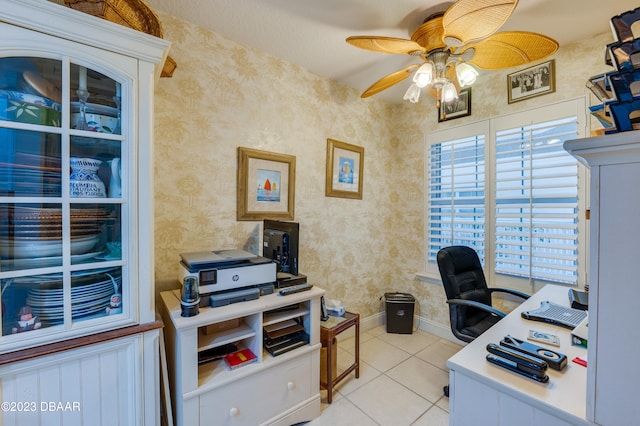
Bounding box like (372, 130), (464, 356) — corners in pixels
(223, 348), (258, 370)
(263, 318), (309, 356)
(198, 343), (238, 365)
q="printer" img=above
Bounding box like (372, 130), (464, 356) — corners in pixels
(179, 249), (276, 307)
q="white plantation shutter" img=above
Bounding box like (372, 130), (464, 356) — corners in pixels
(428, 134), (486, 264)
(494, 117), (579, 284)
(425, 98), (587, 287)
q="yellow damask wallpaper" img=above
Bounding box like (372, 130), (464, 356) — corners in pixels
(152, 11), (421, 320)
(152, 10), (611, 330)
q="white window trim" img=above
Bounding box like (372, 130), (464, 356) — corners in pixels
(422, 97), (590, 294)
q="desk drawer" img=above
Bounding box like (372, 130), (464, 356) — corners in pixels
(199, 352), (313, 425)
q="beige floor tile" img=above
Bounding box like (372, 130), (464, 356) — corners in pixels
(377, 330), (440, 355)
(332, 358), (380, 397)
(347, 374), (430, 426)
(436, 396), (450, 413)
(365, 324), (387, 337)
(314, 328), (454, 425)
(386, 356), (450, 404)
(308, 397), (378, 426)
(337, 334), (358, 355)
(412, 405), (450, 426)
(359, 337), (412, 372)
(415, 338), (464, 371)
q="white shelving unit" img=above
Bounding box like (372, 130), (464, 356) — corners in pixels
(160, 286), (325, 426)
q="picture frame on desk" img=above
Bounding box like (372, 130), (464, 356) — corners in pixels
(237, 147), (296, 220)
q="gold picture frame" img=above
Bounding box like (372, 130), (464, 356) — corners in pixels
(325, 138), (364, 199)
(237, 147), (296, 221)
(507, 59), (555, 103)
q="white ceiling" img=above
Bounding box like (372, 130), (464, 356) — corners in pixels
(145, 0), (638, 104)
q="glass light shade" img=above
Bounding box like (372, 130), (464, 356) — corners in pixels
(413, 62), (433, 88)
(456, 62), (478, 87)
(441, 81), (458, 103)
(403, 83), (421, 103)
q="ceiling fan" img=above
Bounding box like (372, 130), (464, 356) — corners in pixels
(346, 0), (558, 107)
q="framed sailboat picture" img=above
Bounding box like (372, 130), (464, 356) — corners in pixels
(237, 147), (296, 220)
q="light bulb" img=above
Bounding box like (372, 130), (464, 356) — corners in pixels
(441, 81), (458, 103)
(412, 62), (433, 88)
(403, 83), (421, 103)
(456, 62), (478, 87)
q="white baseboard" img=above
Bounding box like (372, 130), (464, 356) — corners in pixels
(414, 315), (460, 344)
(360, 312), (384, 331)
(330, 312), (463, 346)
(356, 312), (461, 345)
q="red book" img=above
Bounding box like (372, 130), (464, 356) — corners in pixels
(223, 348), (258, 370)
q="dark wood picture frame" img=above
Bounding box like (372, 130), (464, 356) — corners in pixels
(508, 59), (555, 103)
(438, 88), (471, 122)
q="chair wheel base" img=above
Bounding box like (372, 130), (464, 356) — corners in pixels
(443, 385), (449, 397)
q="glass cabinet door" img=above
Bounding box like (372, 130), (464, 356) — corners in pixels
(0, 56), (127, 344)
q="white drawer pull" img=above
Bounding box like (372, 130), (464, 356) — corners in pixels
(230, 407), (240, 417)
(287, 381), (296, 390)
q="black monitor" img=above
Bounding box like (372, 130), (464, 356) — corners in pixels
(263, 220), (299, 276)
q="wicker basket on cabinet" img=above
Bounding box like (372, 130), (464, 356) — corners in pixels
(64, 0), (176, 77)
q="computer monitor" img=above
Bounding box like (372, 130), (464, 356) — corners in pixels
(263, 220), (299, 276)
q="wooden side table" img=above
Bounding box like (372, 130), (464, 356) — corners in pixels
(320, 311), (360, 403)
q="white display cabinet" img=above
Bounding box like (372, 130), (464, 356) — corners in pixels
(0, 1), (170, 424)
(160, 286), (325, 426)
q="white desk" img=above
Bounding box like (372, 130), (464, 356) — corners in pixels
(446, 284), (591, 426)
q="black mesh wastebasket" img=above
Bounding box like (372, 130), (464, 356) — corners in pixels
(383, 292), (415, 334)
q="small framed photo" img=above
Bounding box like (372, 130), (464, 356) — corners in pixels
(325, 138), (364, 199)
(237, 147), (295, 221)
(508, 59), (555, 103)
(438, 88), (471, 122)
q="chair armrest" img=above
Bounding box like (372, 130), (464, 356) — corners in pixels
(446, 299), (506, 318)
(488, 288), (530, 301)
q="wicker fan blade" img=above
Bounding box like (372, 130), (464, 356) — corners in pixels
(465, 31), (558, 70)
(361, 64), (420, 98)
(442, 0), (518, 46)
(346, 36), (426, 55)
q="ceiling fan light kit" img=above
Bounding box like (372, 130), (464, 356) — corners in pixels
(413, 62), (433, 88)
(456, 62), (479, 87)
(346, 0), (558, 108)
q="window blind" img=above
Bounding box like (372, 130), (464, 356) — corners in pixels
(494, 117), (579, 284)
(428, 135), (485, 264)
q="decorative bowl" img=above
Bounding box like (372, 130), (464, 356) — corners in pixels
(0, 234), (99, 258)
(0, 89), (61, 127)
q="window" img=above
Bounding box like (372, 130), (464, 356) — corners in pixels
(427, 133), (486, 263)
(425, 99), (588, 288)
(494, 117), (579, 284)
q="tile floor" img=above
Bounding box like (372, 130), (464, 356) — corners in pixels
(307, 325), (463, 426)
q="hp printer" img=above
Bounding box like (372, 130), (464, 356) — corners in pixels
(179, 249), (276, 306)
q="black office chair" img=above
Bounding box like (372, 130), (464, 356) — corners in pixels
(437, 246), (529, 396)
